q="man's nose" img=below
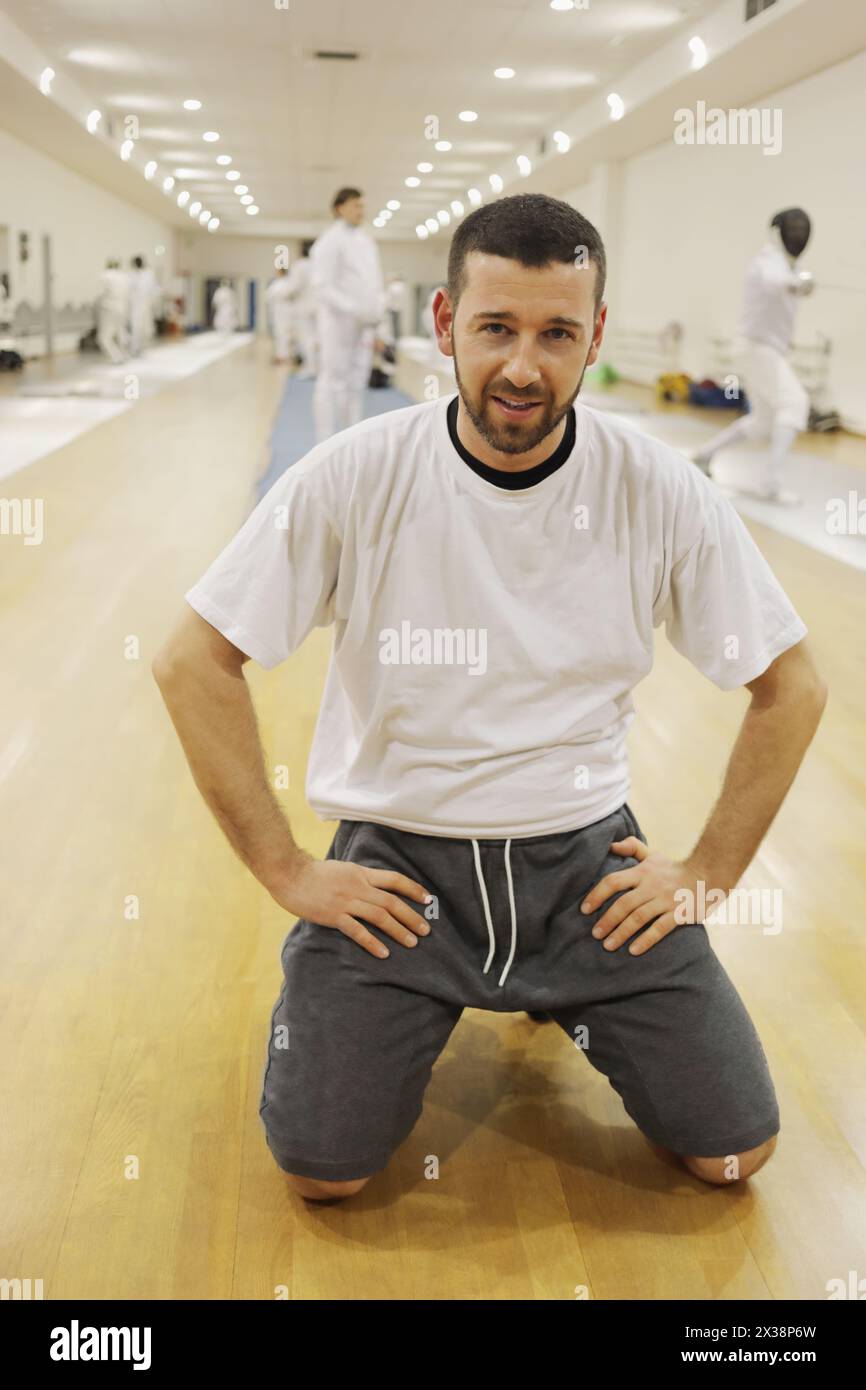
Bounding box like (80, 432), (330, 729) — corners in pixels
(500, 340), (543, 390)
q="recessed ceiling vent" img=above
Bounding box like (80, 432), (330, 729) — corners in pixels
(312, 49), (361, 61)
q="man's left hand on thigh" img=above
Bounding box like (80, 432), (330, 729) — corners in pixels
(580, 838), (719, 956)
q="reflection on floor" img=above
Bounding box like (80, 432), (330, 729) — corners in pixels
(0, 332), (252, 481)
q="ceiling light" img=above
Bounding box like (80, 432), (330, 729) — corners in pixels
(516, 155), (531, 176)
(417, 162), (433, 173)
(234, 185), (248, 195)
(39, 67), (55, 95)
(183, 99), (202, 110)
(489, 173), (503, 192)
(553, 130), (570, 153)
(86, 109), (101, 133)
(208, 218), (220, 231)
(607, 93), (625, 121)
(120, 139), (134, 161)
(416, 225), (429, 240)
(199, 210), (211, 224)
(189, 201), (202, 216)
(435, 140), (451, 152)
(162, 175), (175, 192)
(373, 217), (385, 227)
(381, 210), (392, 219)
(467, 187), (482, 205)
(689, 36), (708, 70)
(246, 205), (259, 215)
(458, 110), (477, 122)
(437, 209), (450, 226)
(494, 68), (514, 79)
(405, 176), (420, 187)
(177, 191), (190, 206)
(240, 195), (254, 205)
(202, 131), (220, 142)
(144, 161), (157, 180)
(425, 218), (439, 233)
(216, 154), (232, 165)
(226, 170), (240, 180)
(387, 200), (400, 210)
(550, 0), (574, 10)
(451, 200), (464, 216)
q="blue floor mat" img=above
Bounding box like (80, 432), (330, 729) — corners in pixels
(256, 376), (414, 500)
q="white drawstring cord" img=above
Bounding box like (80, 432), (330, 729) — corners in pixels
(471, 839), (497, 974)
(471, 838), (518, 987)
(498, 840), (516, 988)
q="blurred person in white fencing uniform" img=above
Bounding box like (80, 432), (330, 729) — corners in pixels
(693, 209), (814, 503)
(212, 279), (239, 335)
(385, 272), (407, 342)
(310, 187), (385, 441)
(266, 268), (293, 364)
(286, 240), (318, 378)
(97, 259), (130, 364)
(128, 255), (160, 356)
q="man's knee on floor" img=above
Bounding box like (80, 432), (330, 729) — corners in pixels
(284, 1172), (371, 1201)
(682, 1133), (778, 1186)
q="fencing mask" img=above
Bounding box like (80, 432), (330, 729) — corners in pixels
(770, 208), (812, 259)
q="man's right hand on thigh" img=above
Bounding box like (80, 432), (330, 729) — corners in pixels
(268, 857), (433, 958)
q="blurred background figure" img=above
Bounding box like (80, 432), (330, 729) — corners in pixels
(693, 209), (815, 503)
(266, 268), (293, 364)
(286, 239), (318, 378)
(310, 187), (385, 441)
(212, 278), (238, 336)
(97, 258), (130, 364)
(385, 272), (407, 342)
(127, 254), (159, 357)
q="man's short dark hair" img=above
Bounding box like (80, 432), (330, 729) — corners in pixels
(333, 187), (362, 211)
(447, 193), (606, 315)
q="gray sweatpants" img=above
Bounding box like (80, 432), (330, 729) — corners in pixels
(259, 802), (780, 1180)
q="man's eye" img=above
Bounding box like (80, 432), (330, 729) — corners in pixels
(547, 328), (572, 341)
(483, 323), (507, 334)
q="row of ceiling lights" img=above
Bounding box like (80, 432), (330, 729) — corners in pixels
(35, 75), (266, 231)
(368, 28), (709, 240)
(35, 8), (710, 238)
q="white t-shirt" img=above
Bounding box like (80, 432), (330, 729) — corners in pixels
(185, 392), (807, 839)
(738, 242), (801, 355)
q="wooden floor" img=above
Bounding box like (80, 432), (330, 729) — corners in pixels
(2, 337), (864, 1300)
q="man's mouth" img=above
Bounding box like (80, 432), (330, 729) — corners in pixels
(490, 394), (543, 420)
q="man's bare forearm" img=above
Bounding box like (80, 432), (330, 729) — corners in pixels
(153, 656), (309, 890)
(684, 678), (827, 892)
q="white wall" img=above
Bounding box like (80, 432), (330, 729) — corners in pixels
(179, 226), (447, 336)
(0, 129), (175, 355)
(599, 49), (866, 431)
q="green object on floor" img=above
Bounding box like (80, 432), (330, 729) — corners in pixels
(585, 362), (619, 386)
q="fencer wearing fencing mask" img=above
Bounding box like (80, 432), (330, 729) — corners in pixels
(693, 209), (815, 499)
(739, 208), (815, 356)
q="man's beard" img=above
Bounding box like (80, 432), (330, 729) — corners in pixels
(452, 350), (590, 457)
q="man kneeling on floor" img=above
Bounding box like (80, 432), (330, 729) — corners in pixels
(153, 193), (827, 1202)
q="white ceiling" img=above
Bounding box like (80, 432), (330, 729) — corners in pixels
(2, 0), (719, 232)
